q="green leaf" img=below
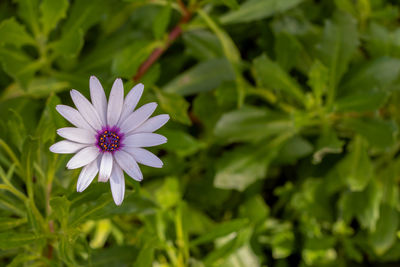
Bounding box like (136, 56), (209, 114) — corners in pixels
(239, 195), (269, 223)
(164, 58), (235, 95)
(0, 17), (35, 47)
(52, 29), (84, 58)
(198, 9), (241, 66)
(215, 106), (294, 144)
(0, 232), (44, 249)
(40, 0), (69, 35)
(312, 130), (344, 164)
(159, 129), (203, 157)
(52, 0), (109, 58)
(204, 227), (252, 265)
(50, 196), (70, 228)
(260, 219), (294, 259)
(274, 31), (302, 71)
(369, 205), (398, 255)
(152, 4), (171, 39)
(337, 136), (373, 191)
(343, 117), (397, 149)
(253, 54), (305, 103)
(220, 0), (304, 24)
(1, 77), (69, 100)
(183, 30), (223, 60)
(317, 12), (359, 106)
(308, 60), (329, 101)
(276, 136), (313, 164)
(0, 47), (42, 86)
(0, 217), (27, 231)
(156, 90), (191, 125)
(191, 218), (249, 246)
(339, 180), (382, 231)
(112, 40), (156, 79)
(334, 88), (387, 112)
(340, 57), (400, 94)
(220, 243), (260, 267)
(210, 0), (239, 9)
(365, 22), (400, 58)
(14, 0), (40, 35)
(214, 144), (277, 191)
(155, 177), (181, 209)
(134, 241), (155, 267)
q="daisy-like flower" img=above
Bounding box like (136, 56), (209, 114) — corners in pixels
(50, 76), (169, 205)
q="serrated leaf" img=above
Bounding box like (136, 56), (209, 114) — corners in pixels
(40, 0), (69, 35)
(253, 54), (305, 103)
(164, 58), (235, 95)
(317, 12), (359, 105)
(14, 0), (40, 35)
(308, 60), (329, 100)
(53, 0), (109, 58)
(0, 47), (42, 86)
(220, 0), (304, 24)
(0, 17), (35, 47)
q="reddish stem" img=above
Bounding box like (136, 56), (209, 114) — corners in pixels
(133, 1), (191, 82)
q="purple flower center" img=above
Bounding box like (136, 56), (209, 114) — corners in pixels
(96, 127), (123, 152)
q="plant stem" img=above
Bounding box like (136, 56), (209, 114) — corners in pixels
(133, 0), (192, 82)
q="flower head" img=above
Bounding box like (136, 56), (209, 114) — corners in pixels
(50, 76), (169, 205)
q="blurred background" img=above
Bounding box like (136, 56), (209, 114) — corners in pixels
(1, 0), (400, 266)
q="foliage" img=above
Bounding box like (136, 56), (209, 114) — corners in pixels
(0, 0), (400, 266)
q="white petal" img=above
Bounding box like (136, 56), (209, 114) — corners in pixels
(125, 147), (163, 168)
(49, 140), (88, 154)
(66, 146), (99, 169)
(70, 89), (103, 130)
(90, 76), (107, 125)
(124, 133), (167, 147)
(56, 105), (93, 130)
(133, 114), (170, 133)
(107, 78), (124, 127)
(57, 127), (96, 144)
(98, 153), (113, 182)
(77, 159), (98, 192)
(110, 164), (125, 205)
(118, 83), (144, 124)
(114, 150), (143, 181)
(119, 103), (157, 134)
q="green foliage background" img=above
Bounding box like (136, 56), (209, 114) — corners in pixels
(0, 0), (400, 266)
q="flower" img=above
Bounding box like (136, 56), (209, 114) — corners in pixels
(50, 76), (169, 205)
